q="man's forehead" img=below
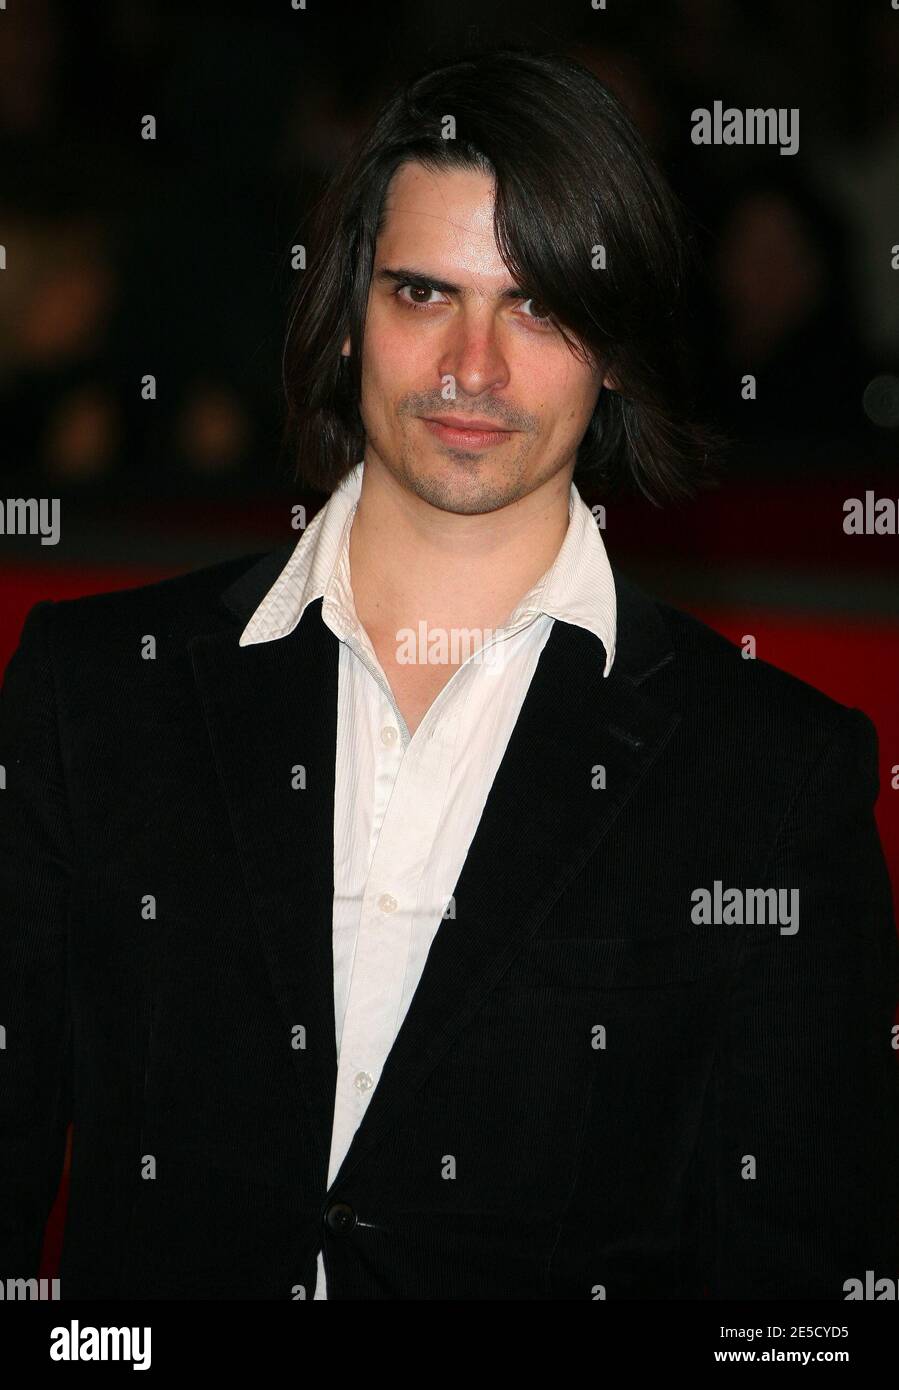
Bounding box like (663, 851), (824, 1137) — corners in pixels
(377, 161), (506, 276)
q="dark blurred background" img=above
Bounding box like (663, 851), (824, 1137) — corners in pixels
(1, 0), (898, 1280)
(2, 1), (897, 515)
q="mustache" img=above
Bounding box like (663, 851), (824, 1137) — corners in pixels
(400, 397), (533, 431)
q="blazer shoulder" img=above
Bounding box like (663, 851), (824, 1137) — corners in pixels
(651, 593), (871, 750)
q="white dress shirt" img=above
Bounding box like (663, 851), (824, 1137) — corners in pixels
(238, 459), (617, 1298)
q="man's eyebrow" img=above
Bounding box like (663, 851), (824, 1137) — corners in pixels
(375, 265), (529, 300)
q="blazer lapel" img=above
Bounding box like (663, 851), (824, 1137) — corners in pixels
(189, 556), (339, 1179)
(192, 546), (682, 1197)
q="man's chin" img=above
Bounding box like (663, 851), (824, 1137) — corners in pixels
(402, 463), (526, 517)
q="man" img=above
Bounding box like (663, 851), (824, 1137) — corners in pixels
(1, 48), (897, 1300)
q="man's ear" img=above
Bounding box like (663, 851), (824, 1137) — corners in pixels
(341, 336), (351, 357)
(602, 370), (618, 391)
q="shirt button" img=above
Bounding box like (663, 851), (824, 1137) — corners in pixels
(380, 725), (398, 746)
(377, 892), (397, 914)
(353, 1071), (374, 1092)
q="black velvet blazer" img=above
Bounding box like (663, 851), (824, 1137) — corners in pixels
(1, 546), (896, 1298)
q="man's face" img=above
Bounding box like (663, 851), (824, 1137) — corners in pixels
(344, 160), (610, 516)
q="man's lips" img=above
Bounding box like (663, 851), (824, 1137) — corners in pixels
(420, 416), (517, 448)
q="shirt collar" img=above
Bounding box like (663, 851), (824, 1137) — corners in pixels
(239, 459), (617, 677)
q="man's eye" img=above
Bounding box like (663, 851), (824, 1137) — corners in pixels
(396, 283), (444, 309)
(521, 298), (554, 324)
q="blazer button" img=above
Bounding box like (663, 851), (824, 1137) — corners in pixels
(325, 1202), (356, 1233)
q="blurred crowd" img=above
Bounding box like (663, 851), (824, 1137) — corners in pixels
(1, 0), (897, 497)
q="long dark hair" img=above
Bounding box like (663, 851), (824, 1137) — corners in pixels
(281, 46), (723, 504)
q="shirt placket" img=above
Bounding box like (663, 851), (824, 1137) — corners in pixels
(328, 682), (458, 1183)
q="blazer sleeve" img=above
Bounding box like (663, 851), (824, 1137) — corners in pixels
(706, 705), (899, 1298)
(0, 600), (74, 1279)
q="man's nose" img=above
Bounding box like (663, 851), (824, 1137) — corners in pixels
(436, 310), (512, 399)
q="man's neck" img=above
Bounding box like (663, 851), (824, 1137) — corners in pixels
(347, 454), (573, 641)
